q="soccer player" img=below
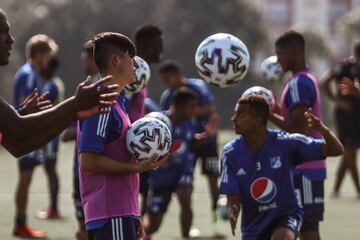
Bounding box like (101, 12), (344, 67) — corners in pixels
(64, 40), (101, 240)
(220, 96), (343, 240)
(13, 34), (59, 238)
(145, 88), (218, 240)
(133, 24), (164, 216)
(0, 8), (119, 157)
(159, 60), (221, 233)
(78, 32), (167, 240)
(321, 40), (360, 197)
(270, 30), (325, 240)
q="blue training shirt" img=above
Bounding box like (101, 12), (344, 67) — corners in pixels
(219, 129), (325, 239)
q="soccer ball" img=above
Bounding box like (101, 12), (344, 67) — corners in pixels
(145, 111), (172, 131)
(241, 86), (275, 110)
(126, 117), (172, 160)
(195, 33), (250, 88)
(260, 56), (284, 83)
(125, 56), (150, 94)
(217, 195), (229, 220)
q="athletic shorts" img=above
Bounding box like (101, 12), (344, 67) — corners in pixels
(18, 155), (57, 171)
(294, 175), (324, 232)
(194, 136), (219, 176)
(73, 176), (84, 221)
(147, 174), (193, 215)
(87, 217), (140, 240)
(257, 214), (302, 240)
(335, 106), (360, 148)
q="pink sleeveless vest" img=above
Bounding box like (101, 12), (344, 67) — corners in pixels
(128, 88), (147, 123)
(281, 70), (326, 170)
(78, 103), (140, 223)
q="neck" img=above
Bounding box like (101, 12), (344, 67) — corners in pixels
(243, 127), (267, 150)
(29, 60), (40, 72)
(168, 107), (185, 124)
(290, 60), (306, 75)
(100, 71), (124, 94)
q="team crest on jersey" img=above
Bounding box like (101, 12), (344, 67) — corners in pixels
(170, 139), (187, 157)
(250, 177), (277, 204)
(270, 156), (282, 169)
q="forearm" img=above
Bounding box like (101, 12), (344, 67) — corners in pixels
(271, 113), (307, 134)
(3, 97), (77, 140)
(320, 127), (344, 157)
(80, 153), (142, 175)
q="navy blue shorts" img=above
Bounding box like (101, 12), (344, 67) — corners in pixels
(258, 215), (302, 240)
(194, 136), (219, 176)
(294, 175), (324, 232)
(87, 217), (140, 240)
(19, 155), (57, 172)
(147, 174), (193, 215)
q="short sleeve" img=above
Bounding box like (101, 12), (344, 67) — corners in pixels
(285, 75), (316, 111)
(195, 81), (214, 105)
(287, 133), (325, 165)
(79, 113), (113, 154)
(13, 73), (32, 106)
(219, 145), (240, 196)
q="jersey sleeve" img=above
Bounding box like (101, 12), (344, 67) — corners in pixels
(79, 112), (114, 154)
(196, 81), (214, 105)
(287, 133), (325, 165)
(285, 75), (316, 111)
(13, 72), (31, 106)
(219, 144), (240, 196)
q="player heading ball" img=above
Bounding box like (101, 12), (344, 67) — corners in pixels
(219, 96), (343, 240)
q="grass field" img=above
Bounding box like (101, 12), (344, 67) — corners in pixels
(0, 130), (359, 239)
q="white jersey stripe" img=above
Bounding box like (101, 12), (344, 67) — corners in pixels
(111, 219), (116, 240)
(101, 109), (111, 137)
(97, 114), (104, 136)
(290, 77), (300, 103)
(119, 218), (124, 240)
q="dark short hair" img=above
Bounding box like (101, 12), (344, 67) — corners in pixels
(82, 40), (94, 56)
(173, 87), (197, 107)
(238, 96), (269, 125)
(159, 60), (182, 75)
(354, 40), (360, 57)
(134, 24), (162, 47)
(91, 32), (136, 72)
(275, 30), (305, 50)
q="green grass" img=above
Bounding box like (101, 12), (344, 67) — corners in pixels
(0, 130), (359, 239)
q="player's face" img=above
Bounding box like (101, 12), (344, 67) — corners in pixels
(35, 51), (55, 71)
(81, 51), (98, 76)
(160, 72), (182, 90)
(275, 45), (291, 72)
(231, 103), (256, 135)
(178, 99), (196, 119)
(115, 51), (135, 85)
(0, 12), (14, 66)
(146, 35), (163, 63)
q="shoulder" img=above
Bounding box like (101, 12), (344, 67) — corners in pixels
(14, 64), (32, 82)
(187, 78), (209, 91)
(222, 137), (242, 157)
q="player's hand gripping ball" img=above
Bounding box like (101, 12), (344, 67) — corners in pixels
(241, 86), (276, 111)
(195, 33), (250, 88)
(126, 117), (172, 161)
(260, 56), (284, 83)
(125, 56), (150, 94)
(145, 111), (172, 131)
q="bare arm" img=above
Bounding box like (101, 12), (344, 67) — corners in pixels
(305, 110), (344, 156)
(320, 71), (337, 101)
(61, 127), (77, 142)
(226, 195), (241, 236)
(80, 152), (168, 175)
(270, 105), (309, 134)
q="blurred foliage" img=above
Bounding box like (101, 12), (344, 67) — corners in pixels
(0, 0), (269, 127)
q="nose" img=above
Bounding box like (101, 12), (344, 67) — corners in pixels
(8, 33), (14, 45)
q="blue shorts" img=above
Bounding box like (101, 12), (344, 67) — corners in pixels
(86, 217), (140, 240)
(19, 154), (57, 171)
(147, 174), (193, 215)
(257, 214), (302, 240)
(193, 136), (219, 176)
(294, 175), (324, 232)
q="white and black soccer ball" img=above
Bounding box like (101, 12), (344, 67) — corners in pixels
(241, 86), (275, 110)
(145, 111), (172, 131)
(260, 56), (284, 83)
(126, 117), (172, 160)
(195, 33), (250, 88)
(217, 195), (229, 220)
(125, 56), (150, 94)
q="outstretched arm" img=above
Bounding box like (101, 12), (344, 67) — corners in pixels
(0, 76), (118, 157)
(305, 109), (344, 157)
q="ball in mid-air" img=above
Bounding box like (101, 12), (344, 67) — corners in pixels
(195, 33), (250, 88)
(241, 86), (275, 110)
(125, 56), (150, 94)
(126, 117), (172, 160)
(260, 56), (284, 83)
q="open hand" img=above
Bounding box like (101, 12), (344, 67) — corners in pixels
(139, 154), (170, 172)
(21, 89), (53, 114)
(338, 78), (360, 98)
(304, 108), (326, 133)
